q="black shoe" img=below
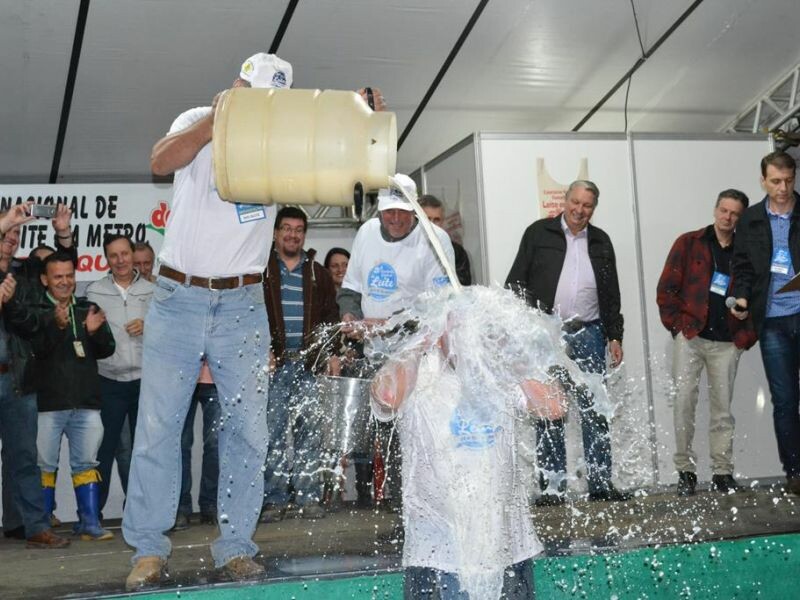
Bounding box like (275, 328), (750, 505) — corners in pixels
(677, 471), (697, 496)
(710, 474), (739, 493)
(787, 476), (800, 496)
(170, 512), (190, 532)
(3, 526), (26, 540)
(199, 511), (217, 525)
(589, 485), (632, 502)
(534, 493), (565, 507)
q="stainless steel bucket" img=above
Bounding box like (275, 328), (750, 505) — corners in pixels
(316, 375), (373, 456)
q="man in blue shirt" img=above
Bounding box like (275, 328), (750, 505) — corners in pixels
(732, 150), (800, 496)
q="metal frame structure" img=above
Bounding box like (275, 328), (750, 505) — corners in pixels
(725, 62), (800, 138)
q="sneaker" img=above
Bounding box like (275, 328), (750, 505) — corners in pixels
(170, 512), (190, 532)
(677, 471), (697, 496)
(125, 556), (165, 592)
(220, 555), (264, 581)
(588, 485), (633, 502)
(298, 504), (326, 520)
(710, 474), (739, 493)
(258, 504), (287, 523)
(534, 493), (565, 507)
(786, 476), (800, 496)
(25, 528), (71, 549)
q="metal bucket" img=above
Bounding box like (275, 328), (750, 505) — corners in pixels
(316, 375), (373, 457)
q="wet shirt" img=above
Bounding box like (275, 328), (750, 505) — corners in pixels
(372, 352), (542, 574)
(698, 229), (733, 342)
(278, 254), (304, 351)
(766, 205), (800, 318)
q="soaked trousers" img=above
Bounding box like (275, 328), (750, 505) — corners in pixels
(671, 333), (743, 475)
(535, 321), (612, 495)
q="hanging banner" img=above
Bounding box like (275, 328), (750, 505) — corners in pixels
(536, 158), (589, 218)
(0, 183), (172, 281)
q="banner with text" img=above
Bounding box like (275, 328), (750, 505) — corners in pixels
(0, 183), (172, 281)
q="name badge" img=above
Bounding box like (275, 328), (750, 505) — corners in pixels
(235, 203), (266, 224)
(73, 341), (86, 358)
(771, 247), (791, 275)
(709, 271), (730, 296)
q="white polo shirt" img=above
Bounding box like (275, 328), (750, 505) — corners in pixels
(158, 106), (276, 277)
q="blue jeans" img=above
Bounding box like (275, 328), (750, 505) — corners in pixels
(404, 559), (535, 599)
(535, 322), (612, 495)
(122, 277), (270, 567)
(37, 409), (104, 474)
(263, 360), (323, 507)
(96, 376), (140, 510)
(179, 383), (220, 516)
(759, 314), (800, 477)
(0, 376), (49, 537)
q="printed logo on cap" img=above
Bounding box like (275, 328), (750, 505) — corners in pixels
(367, 262), (398, 301)
(242, 60), (254, 75)
(272, 71), (288, 88)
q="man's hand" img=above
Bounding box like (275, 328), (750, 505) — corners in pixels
(609, 340), (623, 368)
(54, 303), (70, 330)
(0, 202), (34, 234)
(357, 87), (386, 112)
(84, 306), (107, 335)
(0, 274), (16, 306)
(124, 318), (144, 337)
(268, 350), (276, 374)
(341, 314), (386, 340)
(327, 356), (342, 376)
(730, 298), (749, 321)
(52, 204), (72, 239)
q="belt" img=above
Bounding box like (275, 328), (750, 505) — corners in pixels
(0, 363), (9, 374)
(561, 318), (602, 335)
(283, 350), (305, 362)
(159, 265), (263, 290)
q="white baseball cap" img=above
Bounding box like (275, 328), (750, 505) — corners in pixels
(239, 53), (293, 89)
(377, 173), (417, 211)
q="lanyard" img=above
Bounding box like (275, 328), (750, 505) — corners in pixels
(46, 292), (78, 339)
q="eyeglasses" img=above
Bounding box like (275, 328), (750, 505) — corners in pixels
(278, 225), (305, 235)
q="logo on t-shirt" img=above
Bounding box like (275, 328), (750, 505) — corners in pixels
(367, 263), (398, 301)
(433, 275), (450, 288)
(449, 407), (502, 450)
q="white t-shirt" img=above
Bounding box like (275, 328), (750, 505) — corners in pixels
(341, 218), (455, 319)
(372, 352), (542, 575)
(158, 106), (276, 277)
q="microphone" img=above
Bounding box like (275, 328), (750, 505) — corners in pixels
(725, 297), (747, 313)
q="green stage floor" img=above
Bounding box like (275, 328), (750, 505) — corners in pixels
(138, 533), (799, 599)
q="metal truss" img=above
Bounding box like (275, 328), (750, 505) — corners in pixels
(725, 63), (800, 143)
(286, 194), (378, 229)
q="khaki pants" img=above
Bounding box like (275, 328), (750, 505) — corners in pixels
(672, 332), (743, 474)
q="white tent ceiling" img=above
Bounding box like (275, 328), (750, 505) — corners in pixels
(3, 0), (799, 184)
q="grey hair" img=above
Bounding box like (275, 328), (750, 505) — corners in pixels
(566, 180), (600, 206)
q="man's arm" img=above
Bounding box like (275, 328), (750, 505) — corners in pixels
(337, 287), (364, 320)
(505, 226), (533, 299)
(731, 214), (754, 318)
(656, 236), (687, 334)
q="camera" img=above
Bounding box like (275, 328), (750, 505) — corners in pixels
(30, 204), (58, 219)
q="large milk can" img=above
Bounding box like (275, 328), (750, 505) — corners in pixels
(212, 87), (396, 206)
(316, 375), (373, 457)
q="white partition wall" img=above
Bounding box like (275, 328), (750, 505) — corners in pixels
(419, 132), (778, 488)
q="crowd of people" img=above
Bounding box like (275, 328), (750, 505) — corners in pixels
(1, 48), (799, 599)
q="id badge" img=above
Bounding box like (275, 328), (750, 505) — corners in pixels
(73, 341), (86, 358)
(709, 271), (730, 296)
(235, 203), (266, 224)
(771, 247), (791, 275)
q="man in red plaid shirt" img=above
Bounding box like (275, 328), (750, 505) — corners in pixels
(657, 189), (756, 496)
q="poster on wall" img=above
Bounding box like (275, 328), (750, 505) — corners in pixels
(536, 157), (588, 217)
(0, 183), (172, 281)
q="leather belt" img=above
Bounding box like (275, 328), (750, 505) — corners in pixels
(562, 318), (602, 335)
(0, 363), (10, 374)
(159, 265), (263, 290)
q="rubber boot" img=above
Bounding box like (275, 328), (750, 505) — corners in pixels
(73, 470), (114, 541)
(41, 471), (62, 527)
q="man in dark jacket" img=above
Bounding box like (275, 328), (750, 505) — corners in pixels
(418, 194), (472, 286)
(0, 203), (74, 548)
(731, 151), (800, 496)
(10, 252), (116, 540)
(657, 189), (756, 496)
(260, 207), (338, 521)
(506, 179), (630, 505)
